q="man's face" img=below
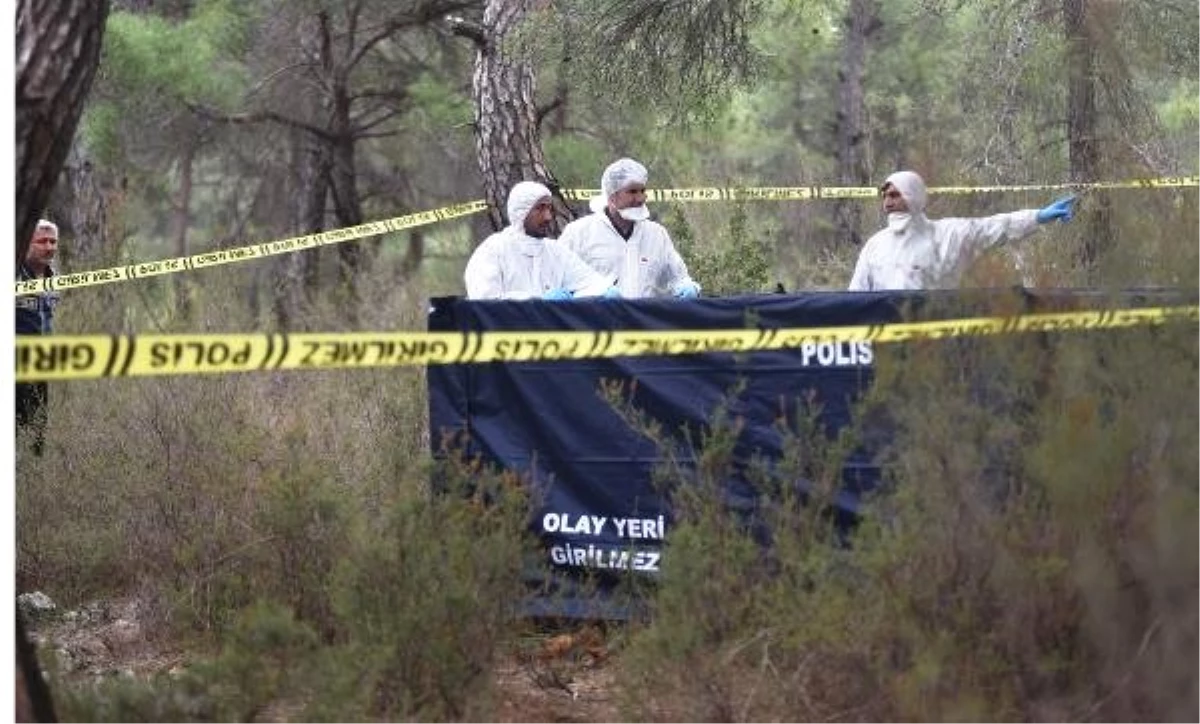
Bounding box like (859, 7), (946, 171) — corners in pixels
(881, 184), (908, 214)
(523, 198), (555, 238)
(27, 228), (58, 268)
(609, 184), (647, 211)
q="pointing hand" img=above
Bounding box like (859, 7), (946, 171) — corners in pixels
(1036, 195), (1077, 224)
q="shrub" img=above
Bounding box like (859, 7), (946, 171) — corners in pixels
(614, 309), (1198, 722)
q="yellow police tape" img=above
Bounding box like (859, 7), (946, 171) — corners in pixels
(562, 175), (1200, 202)
(14, 200), (489, 297)
(16, 304), (1197, 382)
(15, 176), (1198, 298)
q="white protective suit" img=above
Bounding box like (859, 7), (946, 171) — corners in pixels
(848, 171), (1041, 291)
(464, 181), (613, 300)
(559, 159), (699, 299)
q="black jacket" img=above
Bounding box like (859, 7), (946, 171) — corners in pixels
(16, 264), (58, 336)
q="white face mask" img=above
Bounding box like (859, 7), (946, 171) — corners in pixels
(618, 205), (650, 222)
(887, 212), (912, 233)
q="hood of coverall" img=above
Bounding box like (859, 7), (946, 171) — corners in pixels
(506, 181), (552, 255)
(588, 158), (650, 221)
(881, 170), (928, 233)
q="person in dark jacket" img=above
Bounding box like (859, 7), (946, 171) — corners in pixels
(17, 219), (60, 456)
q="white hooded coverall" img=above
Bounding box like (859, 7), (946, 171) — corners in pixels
(848, 171), (1041, 291)
(464, 182), (613, 300)
(559, 159), (699, 299)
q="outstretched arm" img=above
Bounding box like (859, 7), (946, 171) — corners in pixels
(952, 195), (1077, 256)
(948, 209), (1042, 256)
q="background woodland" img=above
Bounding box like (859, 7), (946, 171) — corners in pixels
(15, 1), (1199, 721)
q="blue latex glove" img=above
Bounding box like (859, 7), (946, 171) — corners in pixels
(542, 287), (572, 301)
(674, 282), (700, 299)
(602, 286), (622, 299)
(1036, 195), (1077, 224)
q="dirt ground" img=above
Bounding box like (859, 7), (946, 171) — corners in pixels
(27, 598), (623, 722)
(492, 650), (620, 723)
(27, 598), (186, 681)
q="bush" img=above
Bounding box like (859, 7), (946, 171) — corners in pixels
(615, 311), (1198, 722)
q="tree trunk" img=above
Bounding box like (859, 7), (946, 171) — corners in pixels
(393, 172), (429, 278)
(320, 9), (367, 321)
(400, 230), (426, 279)
(473, 0), (558, 233)
(328, 117), (365, 324)
(60, 150), (131, 334)
(274, 129), (330, 331)
(15, 2), (109, 718)
(172, 144), (195, 322)
(1064, 0), (1110, 274)
(60, 147), (111, 268)
(17, 611), (56, 723)
(16, 0), (110, 266)
(272, 10), (335, 331)
(329, 132), (364, 286)
(831, 0), (879, 249)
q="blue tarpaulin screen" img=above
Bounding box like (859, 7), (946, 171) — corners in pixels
(426, 289), (1190, 619)
(427, 291), (910, 618)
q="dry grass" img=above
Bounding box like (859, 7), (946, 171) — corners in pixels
(17, 200), (1198, 720)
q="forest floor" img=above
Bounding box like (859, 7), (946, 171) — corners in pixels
(28, 597), (622, 722)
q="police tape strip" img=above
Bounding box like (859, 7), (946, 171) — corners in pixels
(14, 200), (490, 297)
(560, 175), (1200, 202)
(16, 304), (1197, 382)
(16, 175), (1197, 298)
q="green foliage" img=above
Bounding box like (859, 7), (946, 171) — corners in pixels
(668, 202), (772, 295)
(607, 380), (876, 720)
(83, 0), (252, 166)
(102, 0), (250, 103)
(543, 135), (610, 192)
(1159, 79), (1200, 131)
(55, 670), (227, 722)
(613, 302), (1198, 722)
(65, 0), (1200, 300)
(314, 458), (532, 720)
(23, 0), (1200, 719)
(56, 601), (322, 721)
(1156, 79), (1200, 168)
(24, 268), (537, 721)
(536, 0), (766, 126)
(405, 71), (474, 131)
(78, 102), (123, 169)
(190, 601), (322, 719)
(1122, 1), (1200, 78)
(254, 435), (352, 637)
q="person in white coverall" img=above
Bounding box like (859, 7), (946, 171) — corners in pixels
(848, 170), (1077, 291)
(559, 158), (701, 299)
(465, 181), (619, 300)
